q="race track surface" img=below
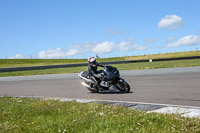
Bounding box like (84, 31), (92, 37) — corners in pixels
(0, 66), (200, 107)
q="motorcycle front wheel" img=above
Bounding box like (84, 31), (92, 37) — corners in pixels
(117, 81), (130, 93)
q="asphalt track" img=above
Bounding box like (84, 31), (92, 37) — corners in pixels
(0, 66), (200, 107)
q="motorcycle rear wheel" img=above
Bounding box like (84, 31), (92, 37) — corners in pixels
(87, 84), (99, 93)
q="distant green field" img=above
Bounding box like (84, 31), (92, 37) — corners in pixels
(0, 57), (125, 68)
(0, 51), (200, 77)
(0, 51), (199, 68)
(0, 59), (200, 77)
(125, 50), (200, 60)
(0, 97), (200, 132)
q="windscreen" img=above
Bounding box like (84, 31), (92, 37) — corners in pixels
(105, 66), (114, 72)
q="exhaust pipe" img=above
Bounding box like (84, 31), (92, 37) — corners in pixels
(78, 73), (94, 83)
(81, 82), (90, 88)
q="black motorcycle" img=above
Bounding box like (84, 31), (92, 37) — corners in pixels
(78, 65), (130, 93)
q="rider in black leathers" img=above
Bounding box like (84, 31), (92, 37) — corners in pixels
(88, 57), (105, 89)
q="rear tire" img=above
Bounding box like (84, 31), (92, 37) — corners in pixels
(87, 84), (99, 93)
(117, 81), (130, 93)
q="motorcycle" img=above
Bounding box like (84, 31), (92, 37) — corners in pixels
(78, 65), (130, 93)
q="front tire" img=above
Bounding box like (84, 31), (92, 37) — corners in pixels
(117, 81), (130, 93)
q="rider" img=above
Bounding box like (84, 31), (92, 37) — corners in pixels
(88, 57), (105, 89)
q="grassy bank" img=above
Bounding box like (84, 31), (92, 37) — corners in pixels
(125, 50), (200, 61)
(0, 59), (200, 77)
(0, 57), (125, 68)
(0, 59), (87, 68)
(0, 97), (199, 132)
(0, 51), (199, 68)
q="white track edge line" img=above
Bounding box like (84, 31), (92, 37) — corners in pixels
(9, 96), (200, 109)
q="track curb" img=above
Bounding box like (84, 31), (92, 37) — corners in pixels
(15, 96), (200, 118)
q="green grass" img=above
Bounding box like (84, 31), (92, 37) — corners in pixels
(125, 50), (200, 60)
(0, 51), (199, 68)
(0, 59), (200, 77)
(0, 57), (125, 68)
(113, 59), (200, 70)
(0, 59), (87, 68)
(0, 97), (200, 132)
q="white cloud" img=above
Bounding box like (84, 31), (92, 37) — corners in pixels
(127, 37), (134, 41)
(105, 27), (124, 36)
(144, 38), (155, 44)
(167, 35), (200, 48)
(69, 42), (95, 54)
(38, 48), (79, 58)
(37, 39), (150, 58)
(10, 54), (24, 59)
(167, 36), (174, 42)
(92, 41), (115, 54)
(82, 42), (97, 53)
(119, 41), (149, 52)
(158, 15), (183, 30)
(135, 46), (149, 51)
(38, 41), (116, 58)
(119, 41), (137, 52)
(105, 27), (114, 32)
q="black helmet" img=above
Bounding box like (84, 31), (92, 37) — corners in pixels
(88, 57), (97, 66)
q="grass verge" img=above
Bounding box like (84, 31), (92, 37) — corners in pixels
(0, 57), (125, 68)
(0, 51), (199, 68)
(0, 97), (200, 132)
(0, 59), (200, 77)
(125, 50), (200, 60)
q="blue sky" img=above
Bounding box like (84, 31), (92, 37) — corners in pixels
(0, 0), (200, 59)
